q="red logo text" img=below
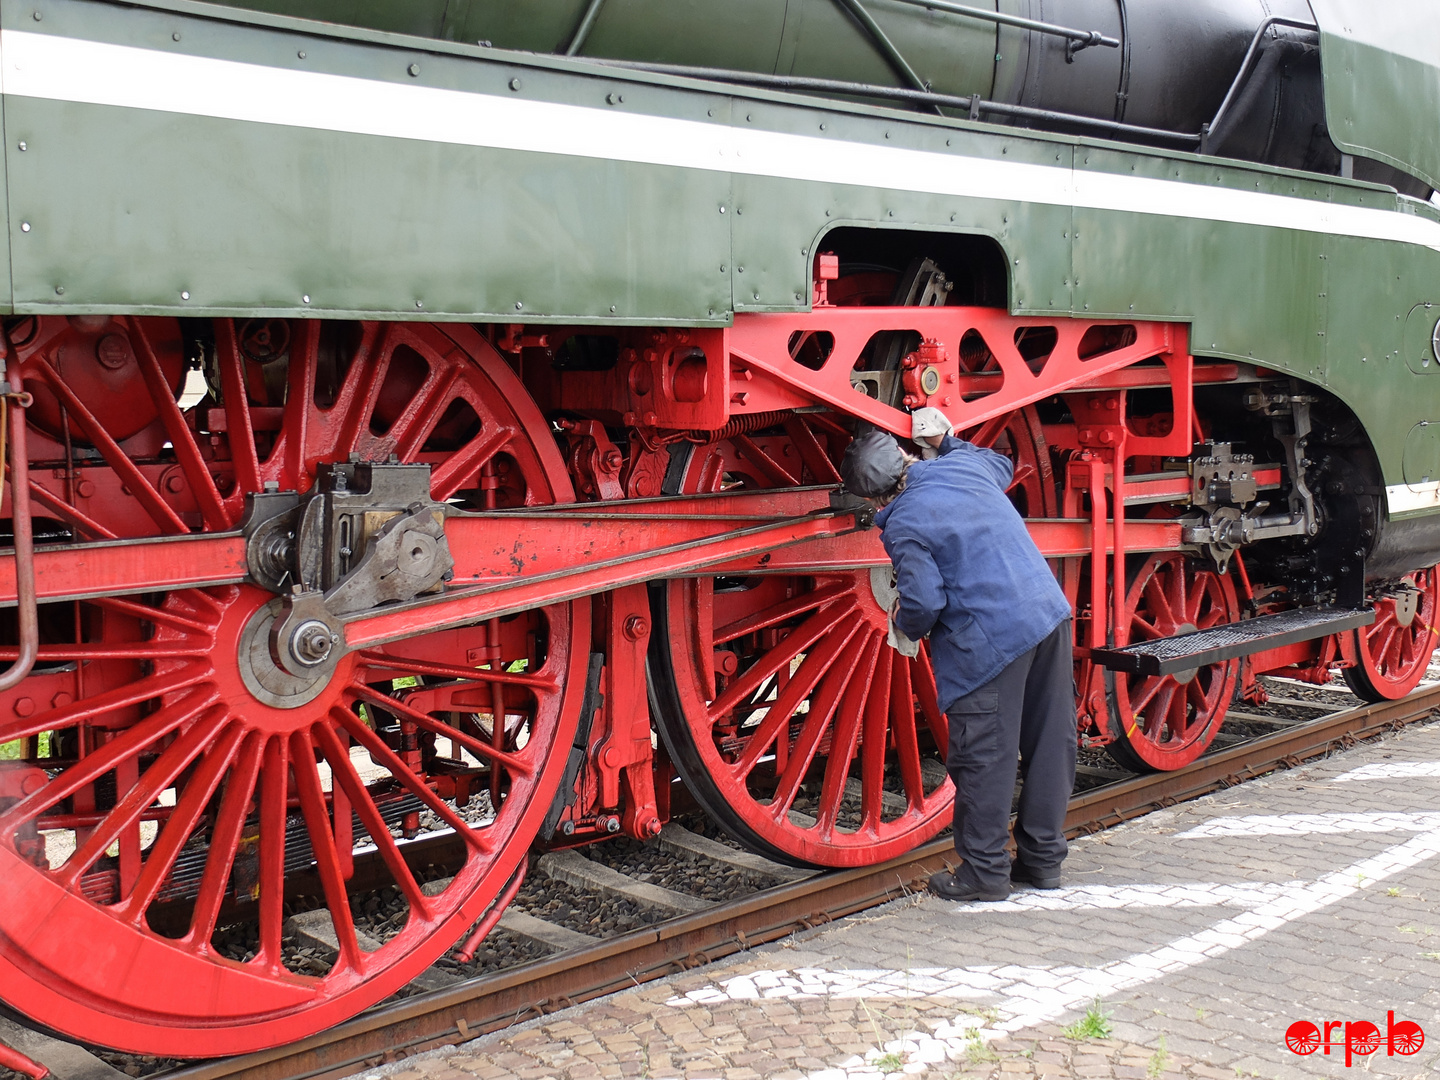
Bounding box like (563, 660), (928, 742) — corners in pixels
(1285, 1012), (1424, 1066)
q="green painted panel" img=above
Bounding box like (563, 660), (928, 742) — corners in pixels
(1403, 422), (1440, 488)
(4, 1), (732, 322)
(1071, 147), (1329, 380)
(1311, 0), (1440, 191)
(1403, 304), (1440, 374)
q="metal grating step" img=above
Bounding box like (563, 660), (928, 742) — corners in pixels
(1090, 605), (1374, 677)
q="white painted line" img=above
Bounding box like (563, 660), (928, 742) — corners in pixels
(1332, 760), (1440, 782)
(1176, 811), (1440, 838)
(6, 30), (1440, 252)
(946, 881), (1296, 913)
(667, 828), (1440, 1077)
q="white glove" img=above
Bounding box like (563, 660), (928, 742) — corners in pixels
(910, 406), (952, 442)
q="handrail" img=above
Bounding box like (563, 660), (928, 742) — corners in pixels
(885, 0), (1119, 58)
(585, 59), (1203, 145)
(0, 366), (36, 693)
(1201, 16), (1319, 154)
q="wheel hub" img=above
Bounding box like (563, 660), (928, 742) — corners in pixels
(237, 598), (340, 708)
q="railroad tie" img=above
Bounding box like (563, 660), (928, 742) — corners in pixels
(0, 1016), (127, 1080)
(536, 848), (714, 916)
(656, 823), (814, 883)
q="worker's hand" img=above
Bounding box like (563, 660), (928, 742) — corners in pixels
(889, 597), (901, 622)
(910, 406), (952, 445)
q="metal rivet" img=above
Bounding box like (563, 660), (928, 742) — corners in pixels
(415, 300), (423, 309)
(302, 295), (310, 304)
(298, 50), (306, 59)
(32, 11), (41, 20)
(610, 305), (617, 312)
(746, 114), (753, 122)
(884, 131), (891, 139)
(736, 207), (742, 215)
(819, 122), (826, 130)
(408, 63), (421, 76)
(172, 31), (181, 41)
(753, 293), (761, 301)
(17, 142), (25, 151)
(54, 286), (63, 295)
(515, 301), (523, 310)
(509, 77), (522, 91)
(737, 266), (744, 273)
(20, 223), (29, 232)
(719, 206), (726, 214)
(707, 108), (715, 117)
(719, 264), (726, 272)
(181, 290), (190, 300)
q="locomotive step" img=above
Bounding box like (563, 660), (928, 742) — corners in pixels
(1090, 605), (1376, 677)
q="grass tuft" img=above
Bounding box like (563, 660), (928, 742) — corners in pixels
(1063, 999), (1113, 1041)
(1147, 1035), (1169, 1078)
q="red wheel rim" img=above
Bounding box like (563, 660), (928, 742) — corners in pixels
(1391, 1021), (1424, 1055)
(1344, 567), (1440, 702)
(1106, 554), (1238, 772)
(1284, 1021), (1321, 1055)
(0, 318), (587, 1055)
(652, 410), (1056, 867)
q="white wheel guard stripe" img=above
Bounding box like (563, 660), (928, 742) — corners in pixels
(5, 29), (1440, 253)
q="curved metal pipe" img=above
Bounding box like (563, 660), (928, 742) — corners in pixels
(0, 370), (38, 693)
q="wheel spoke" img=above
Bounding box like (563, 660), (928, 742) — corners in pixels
(290, 729), (366, 973)
(334, 708), (491, 850)
(710, 599), (854, 719)
(0, 686), (215, 829)
(352, 683), (534, 776)
(769, 639), (862, 816)
(183, 731), (266, 948)
(815, 635), (880, 834)
(430, 426), (514, 502)
(132, 321), (228, 530)
(330, 323), (388, 455)
(910, 647), (948, 748)
(255, 735), (289, 971)
(358, 651), (558, 692)
(279, 321), (322, 484)
(858, 647), (894, 834)
(311, 721), (429, 917)
(118, 722), (248, 921)
(214, 320), (264, 507)
(714, 581), (852, 645)
(888, 653), (926, 809)
(28, 364), (188, 534)
(733, 619), (861, 778)
(58, 705), (229, 887)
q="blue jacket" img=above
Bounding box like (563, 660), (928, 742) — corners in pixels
(875, 435), (1071, 711)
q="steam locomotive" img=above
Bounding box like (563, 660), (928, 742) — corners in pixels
(0, 0), (1435, 1056)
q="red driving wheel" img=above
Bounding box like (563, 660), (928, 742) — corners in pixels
(0, 318), (588, 1055)
(1343, 566), (1440, 701)
(1105, 553), (1239, 772)
(650, 409), (1057, 867)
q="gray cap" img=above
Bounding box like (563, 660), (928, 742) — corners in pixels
(840, 429), (907, 499)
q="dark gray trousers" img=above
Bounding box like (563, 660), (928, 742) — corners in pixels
(944, 619), (1076, 891)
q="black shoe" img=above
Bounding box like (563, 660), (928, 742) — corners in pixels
(1010, 863), (1062, 890)
(928, 870), (1009, 902)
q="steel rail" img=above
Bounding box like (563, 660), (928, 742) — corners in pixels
(160, 683), (1440, 1080)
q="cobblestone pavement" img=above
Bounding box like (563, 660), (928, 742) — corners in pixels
(353, 718), (1440, 1080)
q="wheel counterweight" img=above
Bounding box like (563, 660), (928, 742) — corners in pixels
(0, 317), (588, 1055)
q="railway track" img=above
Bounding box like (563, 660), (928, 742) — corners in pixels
(4, 675), (1436, 1080)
